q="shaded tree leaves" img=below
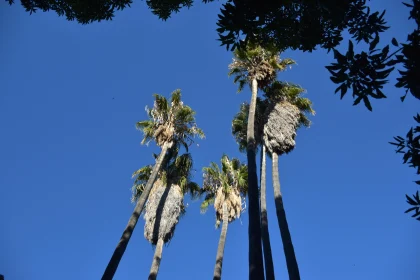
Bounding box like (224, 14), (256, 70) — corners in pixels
(327, 0), (420, 110)
(390, 114), (420, 220)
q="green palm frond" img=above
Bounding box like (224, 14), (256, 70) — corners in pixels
(231, 98), (268, 153)
(153, 93), (169, 117)
(237, 79), (247, 93)
(135, 120), (155, 145)
(171, 89), (182, 107)
(131, 164), (153, 202)
(200, 193), (215, 214)
(231, 102), (249, 153)
(185, 182), (201, 200)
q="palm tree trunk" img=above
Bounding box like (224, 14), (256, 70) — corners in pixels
(247, 78), (265, 280)
(148, 238), (164, 280)
(272, 152), (300, 280)
(260, 145), (275, 280)
(102, 142), (171, 280)
(213, 202), (229, 280)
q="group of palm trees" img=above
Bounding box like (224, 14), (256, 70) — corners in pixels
(101, 43), (315, 280)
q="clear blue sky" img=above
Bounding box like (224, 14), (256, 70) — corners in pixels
(0, 1), (418, 280)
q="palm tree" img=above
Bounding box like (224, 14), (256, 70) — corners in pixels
(228, 43), (294, 280)
(132, 147), (201, 280)
(263, 81), (315, 280)
(102, 89), (204, 280)
(232, 100), (275, 280)
(200, 155), (248, 280)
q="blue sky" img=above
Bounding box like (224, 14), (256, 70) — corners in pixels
(0, 1), (418, 280)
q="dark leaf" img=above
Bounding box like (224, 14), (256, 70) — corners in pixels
(407, 128), (413, 141)
(340, 84), (348, 99)
(406, 194), (418, 206)
(353, 95), (363, 106)
(363, 96), (373, 111)
(330, 76), (344, 84)
(411, 211), (420, 218)
(333, 49), (347, 64)
(369, 34), (380, 51)
(402, 2), (414, 8)
(391, 38), (398, 46)
(405, 206), (418, 213)
(385, 59), (399, 66)
(347, 40), (354, 59)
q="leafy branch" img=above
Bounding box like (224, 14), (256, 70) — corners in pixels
(390, 114), (420, 220)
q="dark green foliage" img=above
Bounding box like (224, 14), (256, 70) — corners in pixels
(9, 0), (418, 109)
(7, 0), (133, 24)
(216, 0), (386, 52)
(405, 192), (420, 220)
(326, 39), (393, 111)
(327, 0), (419, 110)
(390, 114), (420, 220)
(8, 0), (204, 23)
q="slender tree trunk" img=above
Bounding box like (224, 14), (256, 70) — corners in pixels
(102, 142), (171, 280)
(213, 202), (229, 280)
(148, 238), (164, 280)
(272, 152), (300, 280)
(260, 145), (275, 280)
(247, 78), (265, 280)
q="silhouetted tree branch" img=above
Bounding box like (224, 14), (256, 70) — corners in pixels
(390, 114), (420, 220)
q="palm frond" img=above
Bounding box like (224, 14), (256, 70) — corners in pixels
(200, 193), (215, 214)
(186, 182), (201, 200)
(131, 164), (153, 202)
(171, 89), (182, 107)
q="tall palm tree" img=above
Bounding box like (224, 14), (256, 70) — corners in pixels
(232, 100), (275, 280)
(200, 155), (248, 280)
(102, 90), (204, 280)
(228, 43), (294, 280)
(263, 81), (315, 280)
(131, 147), (201, 280)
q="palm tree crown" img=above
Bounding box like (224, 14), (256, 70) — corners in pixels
(201, 155), (248, 227)
(231, 97), (268, 153)
(136, 89), (205, 149)
(263, 81), (315, 155)
(228, 43), (295, 92)
(131, 147), (201, 244)
(264, 81), (315, 128)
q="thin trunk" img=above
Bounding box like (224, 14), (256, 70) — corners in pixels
(272, 152), (300, 280)
(213, 202), (229, 280)
(148, 238), (164, 280)
(260, 145), (275, 280)
(102, 142), (171, 280)
(247, 78), (265, 280)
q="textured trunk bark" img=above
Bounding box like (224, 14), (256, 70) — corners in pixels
(260, 145), (275, 280)
(148, 238), (164, 280)
(272, 152), (300, 280)
(213, 202), (229, 280)
(247, 78), (265, 280)
(102, 142), (171, 280)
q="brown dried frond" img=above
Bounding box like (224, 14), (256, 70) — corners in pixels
(214, 187), (243, 227)
(263, 102), (301, 155)
(154, 125), (174, 147)
(144, 180), (183, 245)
